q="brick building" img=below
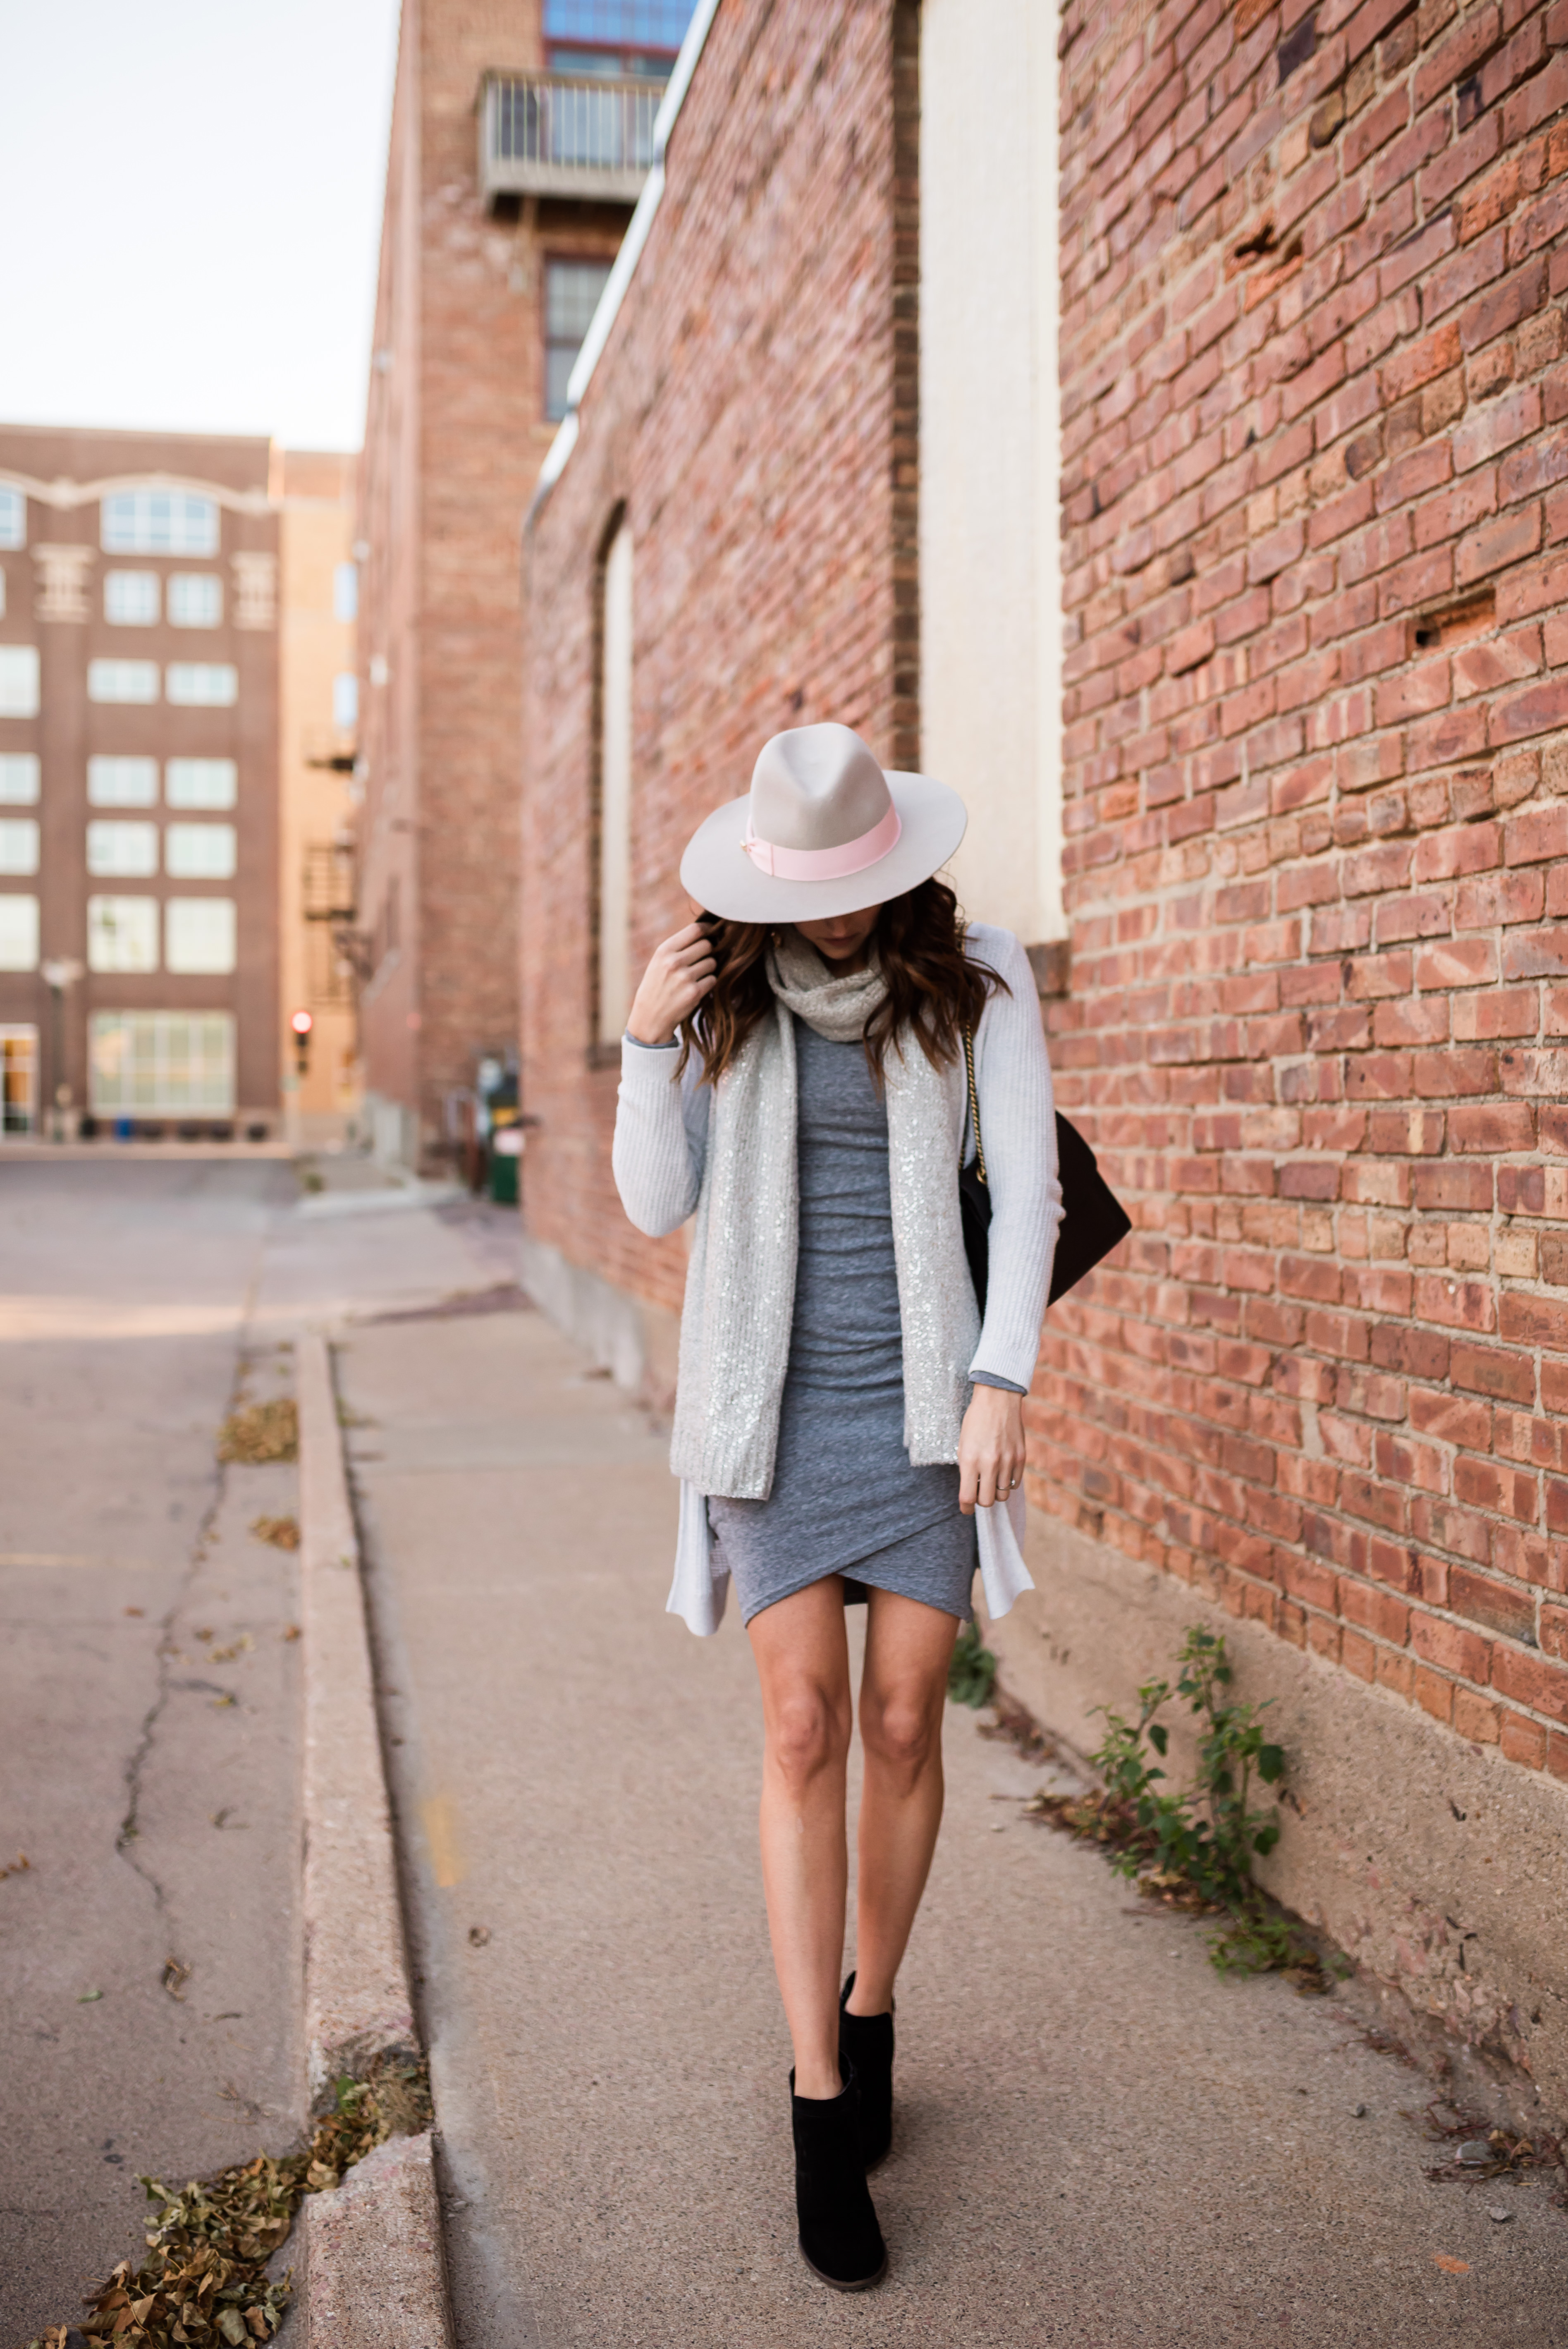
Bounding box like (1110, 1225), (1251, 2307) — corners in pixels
(355, 0), (693, 1167)
(518, 0), (1568, 2119)
(276, 450), (361, 1146)
(0, 426), (280, 1137)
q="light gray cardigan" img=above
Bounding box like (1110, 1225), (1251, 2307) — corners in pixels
(613, 923), (1062, 1632)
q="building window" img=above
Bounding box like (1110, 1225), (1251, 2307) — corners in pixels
(88, 756), (158, 807)
(545, 260), (614, 421)
(165, 822), (236, 880)
(104, 570), (160, 626)
(0, 896), (39, 971)
(543, 0), (691, 71)
(165, 896), (236, 974)
(0, 486), (24, 551)
(88, 658), (160, 705)
(166, 662), (237, 707)
(87, 895), (159, 973)
(101, 490), (219, 557)
(168, 573), (222, 629)
(0, 1024), (38, 1131)
(334, 562), (359, 622)
(0, 645), (41, 718)
(0, 572), (6, 619)
(0, 754), (39, 804)
(0, 819), (40, 876)
(333, 672), (359, 730)
(87, 820), (160, 878)
(595, 515), (633, 1046)
(90, 1010), (236, 1116)
(166, 757), (237, 809)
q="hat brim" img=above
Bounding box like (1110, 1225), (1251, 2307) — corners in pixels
(679, 772), (968, 923)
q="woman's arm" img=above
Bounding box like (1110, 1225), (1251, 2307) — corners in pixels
(965, 926), (1061, 1393)
(612, 923), (715, 1237)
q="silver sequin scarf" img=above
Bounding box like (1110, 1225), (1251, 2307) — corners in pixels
(669, 932), (981, 1498)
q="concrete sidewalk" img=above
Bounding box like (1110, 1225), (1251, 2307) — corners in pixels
(342, 1292), (1568, 2349)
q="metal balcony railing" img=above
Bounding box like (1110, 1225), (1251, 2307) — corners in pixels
(479, 71), (660, 206)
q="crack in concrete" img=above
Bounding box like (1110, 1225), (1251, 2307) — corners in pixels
(114, 1241), (268, 1916)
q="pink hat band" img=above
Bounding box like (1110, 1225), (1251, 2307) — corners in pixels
(740, 800), (902, 881)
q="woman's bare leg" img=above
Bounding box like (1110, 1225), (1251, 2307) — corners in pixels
(746, 1578), (855, 2100)
(846, 1589), (959, 2017)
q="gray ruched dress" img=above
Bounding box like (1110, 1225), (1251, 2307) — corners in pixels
(707, 1018), (979, 1626)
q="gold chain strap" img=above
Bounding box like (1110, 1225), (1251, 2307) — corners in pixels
(962, 1022), (987, 1188)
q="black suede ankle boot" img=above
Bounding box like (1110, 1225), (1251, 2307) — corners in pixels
(790, 2062), (888, 2290)
(839, 1972), (894, 2170)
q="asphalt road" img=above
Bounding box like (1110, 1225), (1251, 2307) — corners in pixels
(0, 1159), (516, 2346)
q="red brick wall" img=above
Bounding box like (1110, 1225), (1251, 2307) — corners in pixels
(521, 0), (920, 1301)
(1047, 0), (1568, 1781)
(358, 0), (627, 1146)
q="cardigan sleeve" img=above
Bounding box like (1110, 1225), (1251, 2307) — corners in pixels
(612, 1035), (710, 1237)
(964, 926), (1061, 1394)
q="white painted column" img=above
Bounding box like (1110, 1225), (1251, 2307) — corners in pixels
(920, 0), (1064, 947)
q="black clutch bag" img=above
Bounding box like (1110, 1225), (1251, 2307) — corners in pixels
(961, 1025), (1131, 1314)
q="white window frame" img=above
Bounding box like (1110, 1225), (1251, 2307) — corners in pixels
(0, 818), (40, 876)
(89, 1010), (236, 1117)
(88, 659), (160, 706)
(0, 754), (39, 805)
(87, 895), (160, 974)
(334, 562), (359, 621)
(165, 662), (238, 707)
(88, 756), (159, 808)
(0, 645), (41, 718)
(596, 517), (633, 1046)
(104, 570), (161, 627)
(332, 672), (359, 730)
(164, 895), (237, 974)
(87, 820), (160, 879)
(0, 486), (24, 552)
(165, 758), (237, 810)
(167, 573), (223, 629)
(100, 490), (219, 557)
(0, 896), (39, 972)
(0, 1022), (38, 1131)
(165, 823), (237, 880)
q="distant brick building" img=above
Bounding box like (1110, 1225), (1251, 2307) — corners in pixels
(0, 425), (280, 1138)
(518, 0), (1568, 2119)
(356, 0), (693, 1167)
(276, 450), (361, 1146)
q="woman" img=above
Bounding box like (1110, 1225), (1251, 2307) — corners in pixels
(613, 722), (1059, 2291)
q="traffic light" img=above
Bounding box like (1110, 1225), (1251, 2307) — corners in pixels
(290, 1009), (313, 1079)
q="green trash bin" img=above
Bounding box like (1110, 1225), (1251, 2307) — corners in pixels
(488, 1115), (521, 1205)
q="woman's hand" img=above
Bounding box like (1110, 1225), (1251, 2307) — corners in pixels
(626, 921), (718, 1047)
(958, 1384), (1026, 1515)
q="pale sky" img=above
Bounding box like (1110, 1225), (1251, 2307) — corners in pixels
(0, 0), (402, 452)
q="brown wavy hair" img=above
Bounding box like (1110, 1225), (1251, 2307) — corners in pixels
(678, 877), (1006, 1086)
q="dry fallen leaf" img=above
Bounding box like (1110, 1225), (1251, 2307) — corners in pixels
(0, 1851), (29, 1883)
(217, 1397), (299, 1464)
(124, 1605), (145, 1617)
(1433, 2254), (1470, 2275)
(282, 1623), (302, 1643)
(250, 1515), (300, 1552)
(162, 1957), (191, 2002)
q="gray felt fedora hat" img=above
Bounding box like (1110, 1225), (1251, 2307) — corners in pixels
(679, 722), (968, 923)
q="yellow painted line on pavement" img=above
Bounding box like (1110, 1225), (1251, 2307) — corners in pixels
(420, 1794), (467, 1889)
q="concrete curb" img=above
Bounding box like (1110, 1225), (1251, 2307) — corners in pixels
(296, 1334), (455, 2346)
(299, 2132), (454, 2349)
(298, 1332), (418, 2094)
